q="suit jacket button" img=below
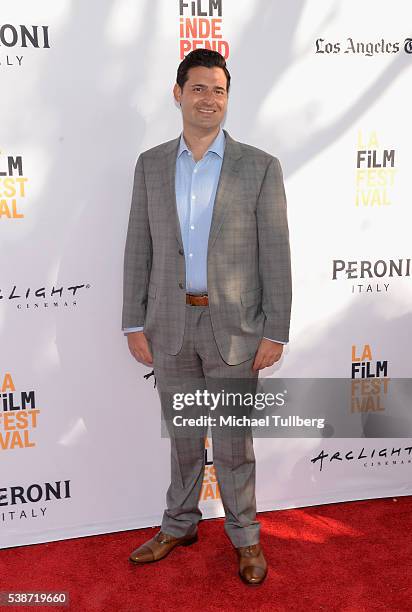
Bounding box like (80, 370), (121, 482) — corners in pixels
(178, 248), (184, 256)
(179, 282), (184, 290)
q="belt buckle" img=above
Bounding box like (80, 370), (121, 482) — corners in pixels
(186, 293), (208, 306)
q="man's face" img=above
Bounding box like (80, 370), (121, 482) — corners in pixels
(173, 65), (228, 132)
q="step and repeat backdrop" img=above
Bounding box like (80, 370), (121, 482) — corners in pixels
(1, 0), (412, 548)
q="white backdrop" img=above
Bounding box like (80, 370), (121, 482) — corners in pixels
(1, 0), (411, 549)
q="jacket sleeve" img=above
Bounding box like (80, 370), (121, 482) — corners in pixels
(122, 154), (152, 329)
(257, 157), (292, 343)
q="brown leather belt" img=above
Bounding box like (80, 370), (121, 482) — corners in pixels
(186, 293), (209, 306)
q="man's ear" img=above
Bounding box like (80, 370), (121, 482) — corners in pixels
(173, 83), (182, 105)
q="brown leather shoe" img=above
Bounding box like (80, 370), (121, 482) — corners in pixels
(129, 530), (198, 564)
(237, 543), (268, 585)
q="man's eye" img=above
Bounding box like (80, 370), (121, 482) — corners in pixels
(193, 87), (202, 92)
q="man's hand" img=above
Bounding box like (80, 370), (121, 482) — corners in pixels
(127, 331), (153, 366)
(252, 339), (283, 371)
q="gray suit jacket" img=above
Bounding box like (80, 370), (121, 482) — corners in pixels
(122, 130), (292, 365)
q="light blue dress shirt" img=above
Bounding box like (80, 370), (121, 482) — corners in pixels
(176, 127), (225, 294)
(123, 129), (284, 344)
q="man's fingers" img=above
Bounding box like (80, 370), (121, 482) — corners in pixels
(253, 351), (281, 371)
(127, 332), (153, 365)
(253, 346), (266, 371)
(253, 339), (285, 371)
(143, 346), (153, 364)
(129, 346), (152, 365)
(136, 351), (153, 365)
(252, 355), (263, 371)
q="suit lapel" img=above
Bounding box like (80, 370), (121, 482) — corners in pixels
(160, 137), (183, 249)
(208, 130), (243, 251)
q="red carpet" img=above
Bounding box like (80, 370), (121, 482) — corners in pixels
(1, 496), (411, 611)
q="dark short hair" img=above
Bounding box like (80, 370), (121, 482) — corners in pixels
(176, 49), (231, 93)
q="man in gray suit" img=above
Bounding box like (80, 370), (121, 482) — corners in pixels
(123, 49), (291, 585)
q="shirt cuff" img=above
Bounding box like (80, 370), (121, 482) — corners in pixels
(123, 326), (144, 335)
(263, 337), (287, 344)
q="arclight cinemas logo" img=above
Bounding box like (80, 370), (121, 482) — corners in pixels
(332, 258), (411, 294)
(311, 445), (412, 472)
(0, 282), (91, 310)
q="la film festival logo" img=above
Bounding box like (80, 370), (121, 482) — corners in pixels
(355, 131), (397, 207)
(351, 344), (389, 414)
(0, 480), (71, 524)
(310, 346), (408, 473)
(315, 37), (412, 56)
(0, 151), (28, 219)
(200, 438), (221, 502)
(179, 0), (229, 59)
(0, 372), (40, 451)
(0, 24), (50, 68)
(331, 257), (411, 294)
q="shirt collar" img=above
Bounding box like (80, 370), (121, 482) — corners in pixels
(177, 128), (226, 159)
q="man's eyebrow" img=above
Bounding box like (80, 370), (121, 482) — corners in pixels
(190, 83), (226, 91)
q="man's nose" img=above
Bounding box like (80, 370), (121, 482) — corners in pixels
(201, 89), (215, 102)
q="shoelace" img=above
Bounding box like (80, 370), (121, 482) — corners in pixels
(241, 545), (258, 557)
(155, 531), (175, 544)
(155, 532), (169, 543)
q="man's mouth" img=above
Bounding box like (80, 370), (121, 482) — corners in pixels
(197, 108), (215, 114)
